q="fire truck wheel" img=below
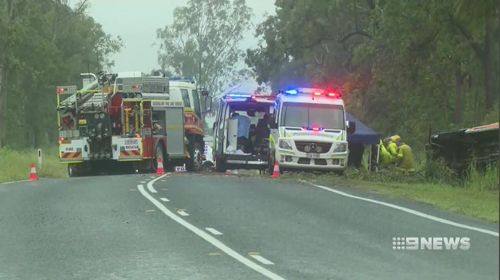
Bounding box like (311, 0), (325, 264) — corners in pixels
(187, 142), (203, 172)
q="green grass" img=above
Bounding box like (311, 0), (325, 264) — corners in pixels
(0, 147), (67, 182)
(284, 169), (499, 223)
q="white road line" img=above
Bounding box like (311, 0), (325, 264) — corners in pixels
(177, 209), (190, 216)
(205, 227), (223, 235)
(146, 180), (157, 193)
(137, 180), (285, 280)
(250, 254), (275, 265)
(303, 180), (499, 237)
(1, 179), (30, 185)
(160, 197), (169, 202)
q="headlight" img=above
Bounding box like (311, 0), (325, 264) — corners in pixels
(100, 112), (106, 119)
(94, 113), (99, 119)
(279, 139), (293, 150)
(333, 143), (347, 153)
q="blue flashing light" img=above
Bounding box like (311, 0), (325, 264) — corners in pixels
(285, 89), (298, 95)
(226, 93), (251, 98)
(224, 93), (251, 102)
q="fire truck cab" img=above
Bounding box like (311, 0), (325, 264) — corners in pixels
(268, 88), (354, 173)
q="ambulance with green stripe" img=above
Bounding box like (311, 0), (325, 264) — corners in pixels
(268, 88), (354, 173)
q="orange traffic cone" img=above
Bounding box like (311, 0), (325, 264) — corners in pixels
(29, 163), (39, 181)
(272, 161), (280, 179)
(156, 158), (165, 176)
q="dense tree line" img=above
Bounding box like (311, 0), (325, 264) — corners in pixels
(157, 0), (252, 96)
(0, 0), (121, 148)
(246, 0), (500, 148)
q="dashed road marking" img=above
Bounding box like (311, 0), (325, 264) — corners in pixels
(137, 178), (285, 280)
(205, 227), (223, 235)
(160, 197), (170, 202)
(302, 180), (499, 237)
(249, 253), (274, 265)
(177, 209), (189, 216)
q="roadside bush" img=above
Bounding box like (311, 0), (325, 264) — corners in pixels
(423, 157), (459, 185)
(465, 163), (499, 191)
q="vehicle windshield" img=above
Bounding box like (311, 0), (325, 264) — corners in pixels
(281, 103), (345, 130)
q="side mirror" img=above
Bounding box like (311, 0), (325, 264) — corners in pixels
(347, 121), (356, 134)
(201, 90), (209, 97)
(203, 96), (213, 113)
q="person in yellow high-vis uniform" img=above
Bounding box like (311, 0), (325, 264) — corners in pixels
(386, 135), (400, 158)
(396, 142), (416, 172)
(379, 139), (394, 166)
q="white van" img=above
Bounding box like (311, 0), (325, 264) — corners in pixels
(268, 88), (355, 173)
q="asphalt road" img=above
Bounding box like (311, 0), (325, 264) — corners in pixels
(0, 173), (498, 279)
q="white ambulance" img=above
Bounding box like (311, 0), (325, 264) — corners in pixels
(268, 88), (355, 173)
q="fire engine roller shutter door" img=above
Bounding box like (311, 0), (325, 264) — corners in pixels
(164, 106), (186, 158)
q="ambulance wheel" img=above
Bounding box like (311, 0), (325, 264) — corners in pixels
(215, 156), (226, 173)
(267, 151), (275, 174)
(187, 142), (203, 172)
(68, 164), (79, 177)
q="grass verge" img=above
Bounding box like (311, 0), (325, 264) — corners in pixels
(284, 169), (499, 224)
(0, 147), (67, 183)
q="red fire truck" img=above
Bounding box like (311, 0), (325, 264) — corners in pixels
(56, 72), (211, 176)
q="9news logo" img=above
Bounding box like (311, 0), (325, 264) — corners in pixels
(392, 237), (471, 251)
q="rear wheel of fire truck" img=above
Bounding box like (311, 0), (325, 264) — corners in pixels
(187, 142), (203, 172)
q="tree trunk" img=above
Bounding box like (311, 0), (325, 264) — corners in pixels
(483, 16), (495, 112)
(454, 70), (464, 125)
(0, 65), (4, 148)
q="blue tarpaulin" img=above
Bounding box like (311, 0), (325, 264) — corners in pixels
(346, 112), (380, 145)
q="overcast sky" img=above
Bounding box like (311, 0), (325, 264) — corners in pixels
(70, 0), (276, 73)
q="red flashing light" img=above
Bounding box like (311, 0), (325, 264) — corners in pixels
(311, 126), (321, 132)
(58, 137), (65, 144)
(327, 91), (342, 98)
(56, 87), (64, 94)
(132, 85), (140, 91)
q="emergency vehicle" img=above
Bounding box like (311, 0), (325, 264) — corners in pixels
(213, 93), (276, 172)
(56, 72), (211, 176)
(268, 88), (354, 173)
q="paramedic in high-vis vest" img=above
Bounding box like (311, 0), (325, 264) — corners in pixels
(396, 141), (416, 172)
